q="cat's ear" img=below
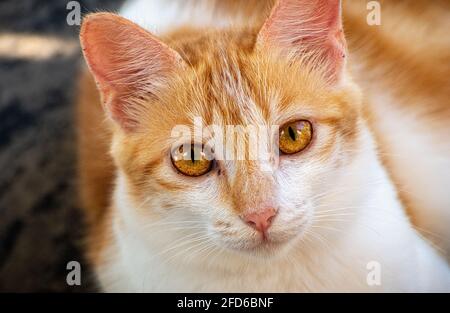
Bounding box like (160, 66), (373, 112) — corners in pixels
(80, 13), (184, 131)
(257, 0), (346, 84)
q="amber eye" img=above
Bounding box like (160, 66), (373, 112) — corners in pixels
(171, 144), (213, 177)
(279, 120), (313, 154)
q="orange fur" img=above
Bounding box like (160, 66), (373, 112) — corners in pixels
(77, 0), (450, 275)
(76, 68), (114, 227)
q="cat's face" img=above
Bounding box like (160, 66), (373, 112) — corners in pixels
(81, 0), (363, 258)
(110, 43), (362, 257)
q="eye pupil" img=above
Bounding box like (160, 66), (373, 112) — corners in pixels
(190, 148), (195, 163)
(288, 126), (296, 141)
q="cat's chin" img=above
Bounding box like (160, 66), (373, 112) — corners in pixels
(225, 236), (297, 259)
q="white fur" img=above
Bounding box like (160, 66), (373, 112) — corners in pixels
(369, 92), (450, 256)
(120, 0), (248, 34)
(97, 125), (450, 292)
(92, 0), (450, 292)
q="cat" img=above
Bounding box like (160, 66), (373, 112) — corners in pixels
(77, 0), (450, 292)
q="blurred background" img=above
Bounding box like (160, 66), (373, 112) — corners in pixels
(0, 0), (124, 292)
(0, 0), (448, 293)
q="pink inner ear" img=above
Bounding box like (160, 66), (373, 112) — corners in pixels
(80, 13), (182, 131)
(258, 0), (347, 84)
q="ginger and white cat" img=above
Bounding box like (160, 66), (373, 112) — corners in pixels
(77, 0), (450, 292)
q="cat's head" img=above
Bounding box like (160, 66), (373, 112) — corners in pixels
(81, 0), (368, 259)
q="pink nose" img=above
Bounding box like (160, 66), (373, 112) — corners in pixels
(242, 208), (277, 233)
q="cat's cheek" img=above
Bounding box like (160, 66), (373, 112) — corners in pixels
(273, 192), (313, 233)
(272, 159), (332, 232)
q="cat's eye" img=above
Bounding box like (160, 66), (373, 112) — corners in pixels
(279, 120), (313, 154)
(171, 144), (213, 177)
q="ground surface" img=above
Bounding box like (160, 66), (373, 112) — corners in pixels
(0, 0), (123, 292)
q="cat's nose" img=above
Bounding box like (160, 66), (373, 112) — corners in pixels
(242, 208), (277, 233)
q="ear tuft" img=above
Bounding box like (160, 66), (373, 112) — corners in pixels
(80, 13), (183, 131)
